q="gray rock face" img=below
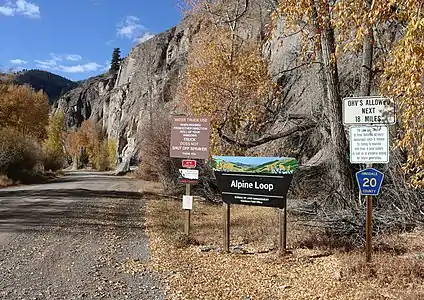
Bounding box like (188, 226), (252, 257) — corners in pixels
(55, 1), (362, 172)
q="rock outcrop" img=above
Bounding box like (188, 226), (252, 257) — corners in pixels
(55, 0), (361, 173)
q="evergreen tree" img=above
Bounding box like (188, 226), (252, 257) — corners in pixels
(110, 48), (121, 72)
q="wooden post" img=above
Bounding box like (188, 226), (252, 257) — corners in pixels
(365, 162), (372, 262)
(366, 194), (372, 262)
(223, 202), (230, 253)
(184, 183), (191, 235)
(279, 198), (288, 255)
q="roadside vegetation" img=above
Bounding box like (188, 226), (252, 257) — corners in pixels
(0, 80), (117, 187)
(138, 1), (424, 297)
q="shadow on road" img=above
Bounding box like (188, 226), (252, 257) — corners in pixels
(0, 189), (156, 233)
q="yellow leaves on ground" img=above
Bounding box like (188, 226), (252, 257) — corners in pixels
(0, 83), (49, 141)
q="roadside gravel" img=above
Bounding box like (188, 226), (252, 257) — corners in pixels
(0, 172), (164, 300)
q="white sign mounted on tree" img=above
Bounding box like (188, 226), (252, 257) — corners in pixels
(349, 126), (389, 164)
(343, 96), (396, 125)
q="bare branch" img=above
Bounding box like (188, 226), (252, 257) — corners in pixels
(218, 119), (316, 148)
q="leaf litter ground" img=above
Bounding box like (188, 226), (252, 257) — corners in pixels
(144, 198), (424, 300)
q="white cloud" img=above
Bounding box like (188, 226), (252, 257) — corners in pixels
(0, 5), (14, 16)
(134, 32), (155, 45)
(56, 62), (102, 73)
(117, 16), (147, 39)
(0, 0), (40, 18)
(64, 54), (82, 61)
(34, 59), (57, 68)
(35, 53), (103, 74)
(10, 58), (28, 65)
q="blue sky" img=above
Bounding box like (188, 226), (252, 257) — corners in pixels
(0, 0), (182, 80)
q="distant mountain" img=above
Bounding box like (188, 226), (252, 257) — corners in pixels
(0, 69), (80, 104)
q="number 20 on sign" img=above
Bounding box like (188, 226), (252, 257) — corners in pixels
(356, 168), (384, 196)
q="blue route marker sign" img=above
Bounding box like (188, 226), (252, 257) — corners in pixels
(356, 168), (384, 196)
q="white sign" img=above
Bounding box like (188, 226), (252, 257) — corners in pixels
(350, 126), (389, 164)
(343, 96), (395, 125)
(182, 195), (193, 210)
(179, 169), (199, 180)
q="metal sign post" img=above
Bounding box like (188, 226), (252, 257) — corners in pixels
(184, 183), (191, 235)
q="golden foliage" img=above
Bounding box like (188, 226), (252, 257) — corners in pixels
(274, 0), (424, 187)
(381, 3), (424, 187)
(64, 120), (116, 171)
(0, 83), (49, 140)
(43, 111), (66, 171)
(180, 27), (280, 155)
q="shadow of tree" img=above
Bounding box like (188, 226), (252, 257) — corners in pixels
(0, 188), (157, 233)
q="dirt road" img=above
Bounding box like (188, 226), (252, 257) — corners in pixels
(0, 171), (164, 300)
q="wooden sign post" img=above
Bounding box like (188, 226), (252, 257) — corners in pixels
(223, 202), (230, 253)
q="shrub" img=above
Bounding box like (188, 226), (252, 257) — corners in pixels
(137, 108), (219, 200)
(64, 121), (117, 171)
(0, 128), (43, 180)
(138, 110), (180, 191)
(107, 139), (117, 169)
(43, 111), (66, 171)
(43, 148), (65, 172)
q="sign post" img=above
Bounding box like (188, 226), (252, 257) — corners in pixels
(355, 167), (384, 262)
(170, 116), (210, 236)
(212, 156), (297, 254)
(343, 96), (394, 263)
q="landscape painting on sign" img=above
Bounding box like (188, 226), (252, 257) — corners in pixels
(212, 156), (297, 174)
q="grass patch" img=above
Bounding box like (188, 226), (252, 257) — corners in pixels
(146, 198), (424, 299)
(0, 174), (13, 188)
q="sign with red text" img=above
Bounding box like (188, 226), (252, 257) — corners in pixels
(170, 116), (210, 159)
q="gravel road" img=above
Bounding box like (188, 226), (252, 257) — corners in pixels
(0, 171), (164, 300)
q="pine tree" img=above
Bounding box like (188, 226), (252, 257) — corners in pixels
(110, 48), (121, 72)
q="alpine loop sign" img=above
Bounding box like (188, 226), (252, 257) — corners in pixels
(214, 172), (293, 208)
(349, 126), (389, 164)
(170, 116), (210, 159)
(212, 156), (297, 209)
(343, 96), (395, 125)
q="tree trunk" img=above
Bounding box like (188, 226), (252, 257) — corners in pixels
(319, 1), (354, 204)
(360, 0), (374, 96)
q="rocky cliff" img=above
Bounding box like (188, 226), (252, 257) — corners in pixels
(55, 1), (361, 172)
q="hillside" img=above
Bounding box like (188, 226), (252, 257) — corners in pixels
(53, 0), (362, 172)
(0, 69), (79, 104)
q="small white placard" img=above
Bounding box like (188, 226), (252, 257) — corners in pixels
(182, 195), (193, 210)
(349, 126), (389, 164)
(179, 169), (199, 180)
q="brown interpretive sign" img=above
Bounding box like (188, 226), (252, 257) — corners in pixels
(170, 116), (210, 159)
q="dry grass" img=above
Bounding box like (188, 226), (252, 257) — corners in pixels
(145, 198), (424, 300)
(0, 174), (13, 188)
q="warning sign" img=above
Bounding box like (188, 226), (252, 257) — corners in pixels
(349, 126), (389, 164)
(170, 116), (210, 159)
